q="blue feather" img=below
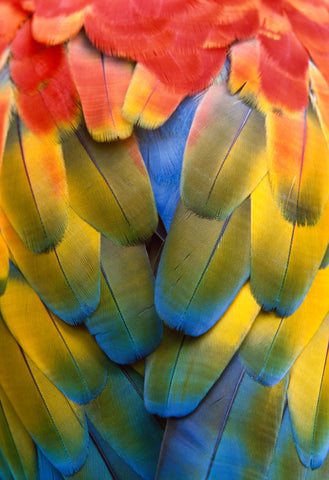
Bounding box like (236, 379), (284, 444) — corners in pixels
(88, 423), (144, 480)
(136, 95), (201, 230)
(37, 449), (64, 480)
(156, 358), (287, 479)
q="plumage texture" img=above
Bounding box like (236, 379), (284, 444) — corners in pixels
(85, 236), (162, 364)
(62, 126), (158, 245)
(155, 200), (251, 335)
(1, 1), (329, 479)
(181, 83), (267, 220)
(145, 283), (260, 417)
(1, 117), (69, 253)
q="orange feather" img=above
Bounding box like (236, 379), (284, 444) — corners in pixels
(123, 64), (184, 129)
(69, 33), (133, 141)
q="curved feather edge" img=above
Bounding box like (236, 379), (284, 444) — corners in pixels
(0, 263), (108, 404)
(155, 199), (251, 335)
(266, 106), (329, 226)
(145, 283), (260, 417)
(136, 95), (200, 231)
(288, 312), (329, 468)
(85, 363), (164, 480)
(68, 32), (133, 141)
(0, 389), (37, 480)
(240, 266), (329, 386)
(85, 236), (162, 365)
(251, 174), (329, 317)
(0, 208), (100, 323)
(181, 82), (267, 220)
(62, 127), (158, 246)
(267, 407), (329, 479)
(156, 357), (288, 480)
(0, 318), (89, 475)
(0, 116), (69, 253)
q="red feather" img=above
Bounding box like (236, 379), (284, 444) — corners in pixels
(16, 58), (79, 135)
(69, 33), (133, 141)
(31, 0), (90, 44)
(10, 45), (65, 93)
(84, 0), (170, 59)
(140, 47), (226, 94)
(258, 31), (309, 112)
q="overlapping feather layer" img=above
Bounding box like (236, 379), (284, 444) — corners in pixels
(0, 0), (329, 479)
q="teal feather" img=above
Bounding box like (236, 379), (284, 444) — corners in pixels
(156, 358), (287, 479)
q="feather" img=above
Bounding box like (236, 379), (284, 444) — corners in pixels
(0, 116), (69, 253)
(0, 232), (9, 295)
(10, 44), (65, 94)
(0, 208), (100, 323)
(309, 63), (329, 145)
(65, 439), (119, 480)
(0, 454), (14, 480)
(62, 440), (117, 480)
(83, 0), (170, 60)
(155, 199), (251, 335)
(267, 106), (329, 226)
(139, 47), (227, 95)
(137, 95), (199, 230)
(206, 5), (259, 48)
(288, 312), (329, 468)
(240, 266), (329, 386)
(131, 0), (197, 18)
(62, 126), (158, 245)
(321, 243), (329, 269)
(267, 407), (307, 479)
(37, 450), (64, 479)
(229, 39), (263, 110)
(0, 67), (12, 167)
(258, 30), (309, 113)
(0, 1), (28, 54)
(268, 406), (329, 478)
(251, 174), (329, 316)
(156, 357), (288, 480)
(0, 389), (37, 480)
(0, 317), (88, 475)
(123, 64), (185, 129)
(145, 283), (260, 417)
(0, 263), (108, 404)
(85, 236), (162, 364)
(85, 363), (164, 480)
(38, 435), (144, 480)
(31, 0), (90, 45)
(181, 83), (267, 219)
(88, 424), (145, 480)
(15, 57), (79, 136)
(287, 4), (329, 84)
(10, 19), (79, 136)
(68, 33), (133, 141)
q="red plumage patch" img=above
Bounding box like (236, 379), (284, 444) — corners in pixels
(140, 47), (226, 94)
(10, 19), (41, 58)
(259, 55), (309, 112)
(0, 0), (29, 47)
(132, 0), (199, 18)
(31, 0), (90, 44)
(10, 45), (64, 93)
(32, 0), (90, 17)
(258, 31), (309, 78)
(84, 0), (171, 59)
(16, 58), (79, 135)
(258, 31), (309, 112)
(206, 7), (259, 47)
(69, 33), (133, 141)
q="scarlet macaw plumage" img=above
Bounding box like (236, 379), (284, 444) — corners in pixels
(0, 0), (329, 478)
